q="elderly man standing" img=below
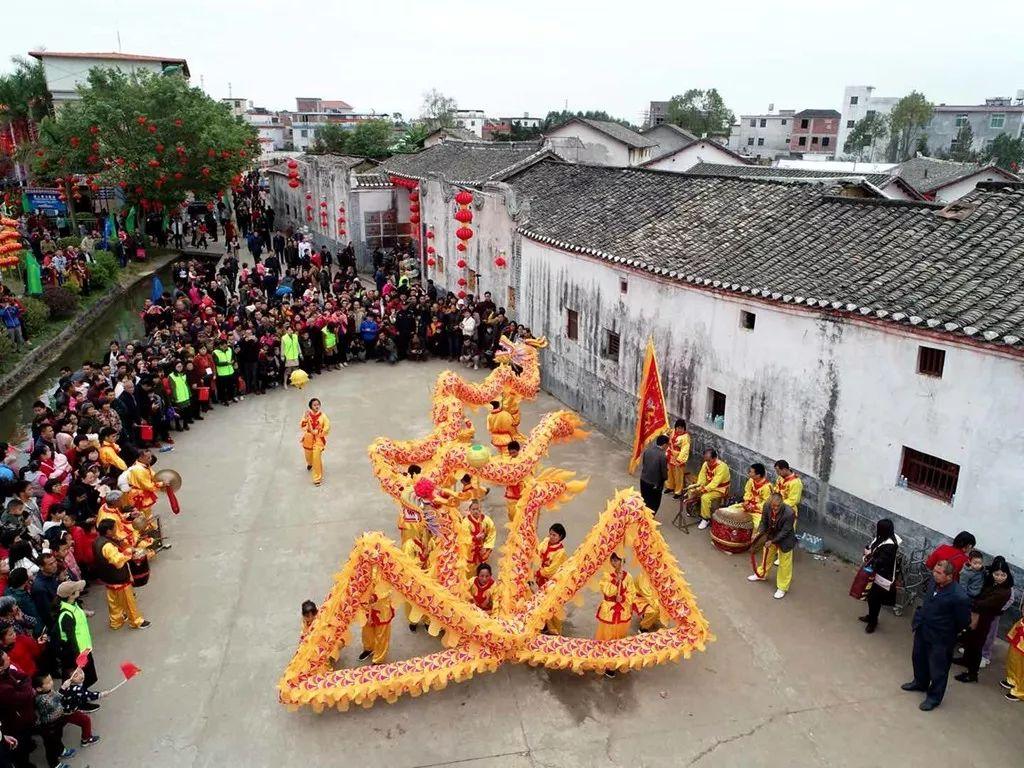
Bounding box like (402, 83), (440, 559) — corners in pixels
(747, 493), (796, 599)
(902, 560), (971, 711)
(638, 435), (669, 515)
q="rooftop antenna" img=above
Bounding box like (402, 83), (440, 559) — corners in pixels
(116, 30), (122, 53)
(228, 82), (233, 98)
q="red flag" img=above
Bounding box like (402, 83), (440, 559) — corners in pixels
(120, 661), (141, 680)
(75, 651), (90, 669)
(165, 486), (181, 514)
(628, 338), (669, 474)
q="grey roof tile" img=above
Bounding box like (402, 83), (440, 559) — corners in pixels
(381, 140), (546, 185)
(685, 162), (893, 186)
(551, 117), (657, 149)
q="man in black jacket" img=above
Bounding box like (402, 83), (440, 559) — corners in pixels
(638, 435), (669, 514)
(902, 559), (971, 710)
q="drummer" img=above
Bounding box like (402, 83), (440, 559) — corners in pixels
(743, 463), (773, 530)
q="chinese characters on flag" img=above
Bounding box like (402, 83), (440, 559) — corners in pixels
(628, 338), (669, 473)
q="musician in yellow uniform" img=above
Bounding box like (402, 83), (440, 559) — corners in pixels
(299, 398), (330, 486)
(774, 460), (803, 518)
(98, 428), (127, 473)
(463, 500), (497, 578)
(486, 400), (515, 454)
(534, 523), (567, 634)
(93, 518), (148, 630)
(357, 577), (394, 665)
(744, 463), (774, 530)
(469, 563), (497, 614)
(125, 449), (163, 521)
(596, 553), (636, 678)
(665, 419), (691, 498)
(632, 570), (661, 632)
(402, 526), (433, 632)
(690, 449), (731, 530)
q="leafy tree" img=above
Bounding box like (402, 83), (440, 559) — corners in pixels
(393, 123), (430, 153)
(665, 89), (735, 137)
(345, 120), (394, 159)
(0, 57), (52, 182)
(915, 133), (930, 157)
(886, 91), (933, 162)
(949, 121), (977, 162)
(420, 89), (457, 129)
(985, 133), (1024, 172)
(541, 109), (637, 131)
(309, 123), (349, 155)
(32, 67), (256, 217)
(843, 112), (890, 159)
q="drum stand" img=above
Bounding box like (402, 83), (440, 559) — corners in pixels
(672, 495), (700, 534)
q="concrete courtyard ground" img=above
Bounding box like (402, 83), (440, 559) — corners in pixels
(77, 360), (1023, 767)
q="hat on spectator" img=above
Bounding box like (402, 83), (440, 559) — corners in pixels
(57, 580), (86, 599)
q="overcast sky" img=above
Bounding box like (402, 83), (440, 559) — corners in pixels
(5, 0), (1024, 124)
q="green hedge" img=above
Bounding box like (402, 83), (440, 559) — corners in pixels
(40, 285), (80, 318)
(19, 297), (50, 336)
(58, 236), (80, 250)
(0, 328), (16, 365)
(90, 250), (118, 288)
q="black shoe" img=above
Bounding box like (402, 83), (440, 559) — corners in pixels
(865, 623), (876, 634)
(919, 699), (940, 711)
(183, 424), (190, 431)
(1000, 679), (1014, 691)
(672, 494), (682, 500)
(662, 488), (673, 495)
(196, 416), (205, 421)
(306, 465), (312, 471)
(358, 650), (372, 661)
(901, 682), (926, 692)
(858, 616), (870, 623)
(409, 623), (417, 633)
(603, 670), (617, 679)
(954, 672), (977, 683)
(79, 702), (100, 712)
(136, 620), (152, 629)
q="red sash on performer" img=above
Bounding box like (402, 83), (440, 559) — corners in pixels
(535, 541), (563, 588)
(473, 577), (494, 610)
(598, 572), (628, 624)
(468, 515), (485, 562)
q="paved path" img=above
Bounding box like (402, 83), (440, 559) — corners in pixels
(77, 361), (1023, 767)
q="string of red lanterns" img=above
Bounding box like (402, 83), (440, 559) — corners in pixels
(453, 189), (474, 298)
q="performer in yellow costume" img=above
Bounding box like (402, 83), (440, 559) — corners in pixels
(358, 578), (394, 665)
(486, 400), (515, 454)
(125, 449), (163, 521)
(632, 570), (661, 632)
(534, 523), (567, 634)
(402, 526), (433, 631)
(596, 553), (636, 678)
(665, 419), (691, 498)
(397, 466), (425, 545)
(503, 440), (527, 522)
(463, 500), (496, 578)
(99, 429), (127, 473)
(93, 518), (147, 630)
(504, 393), (524, 441)
(1004, 617), (1024, 701)
(469, 563), (496, 614)
(773, 459), (803, 517)
(690, 449), (731, 530)
(743, 463), (774, 530)
(300, 398), (330, 486)
(455, 473), (487, 504)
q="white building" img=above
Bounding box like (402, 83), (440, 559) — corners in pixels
(544, 117), (656, 167)
(501, 114), (542, 130)
(29, 50), (189, 108)
(504, 160), (1024, 568)
(641, 133), (751, 174)
(729, 109), (796, 161)
(837, 85), (901, 160)
(453, 110), (487, 137)
(221, 97), (251, 118)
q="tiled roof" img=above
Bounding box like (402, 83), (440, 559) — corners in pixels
(381, 140), (549, 185)
(685, 162), (893, 186)
(794, 109), (841, 118)
(642, 123), (700, 160)
(353, 172), (393, 189)
(507, 160), (1024, 347)
(549, 118), (657, 149)
(302, 154), (375, 170)
(894, 156), (1019, 193)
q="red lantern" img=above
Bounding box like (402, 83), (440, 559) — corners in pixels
(456, 259), (467, 269)
(287, 159), (298, 169)
(115, 156), (125, 166)
(155, 143), (164, 153)
(426, 245), (435, 254)
(339, 228), (347, 235)
(457, 290), (467, 299)
(409, 202), (420, 213)
(455, 190), (473, 205)
(454, 209), (473, 223)
(208, 149), (216, 158)
(175, 172), (184, 180)
(457, 278), (467, 287)
(305, 192), (312, 200)
(495, 256), (507, 268)
(426, 230), (435, 239)
(456, 227), (473, 241)
(427, 257), (436, 267)
(288, 179), (300, 188)
(320, 201), (327, 208)
(409, 214), (420, 224)
(409, 191), (419, 201)
(457, 242), (467, 252)
(174, 118), (183, 127)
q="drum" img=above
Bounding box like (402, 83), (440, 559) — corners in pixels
(710, 505), (754, 553)
(138, 424), (154, 442)
(129, 555), (150, 587)
(198, 386), (210, 402)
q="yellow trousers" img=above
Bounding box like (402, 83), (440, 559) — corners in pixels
(699, 491), (724, 520)
(638, 606), (660, 632)
(361, 623), (392, 664)
(506, 500), (518, 523)
(304, 446), (323, 484)
(1007, 648), (1024, 699)
(750, 512), (762, 531)
(762, 548), (794, 592)
(105, 586), (144, 629)
(666, 466), (686, 494)
(595, 621), (630, 641)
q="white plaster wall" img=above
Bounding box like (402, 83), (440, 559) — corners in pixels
(43, 57), (166, 104)
(545, 123), (630, 167)
(645, 141), (747, 173)
(519, 239), (1024, 564)
(933, 171), (1009, 203)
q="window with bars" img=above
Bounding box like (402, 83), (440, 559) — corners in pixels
(364, 209), (398, 251)
(917, 346), (945, 377)
(602, 329), (620, 361)
(566, 309), (578, 341)
(900, 447), (959, 502)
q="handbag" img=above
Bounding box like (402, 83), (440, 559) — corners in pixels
(849, 565), (873, 600)
(873, 573), (894, 590)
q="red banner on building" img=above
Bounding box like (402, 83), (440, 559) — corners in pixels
(629, 338), (669, 474)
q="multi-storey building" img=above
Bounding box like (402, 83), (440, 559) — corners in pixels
(729, 109), (796, 161)
(789, 109), (840, 156)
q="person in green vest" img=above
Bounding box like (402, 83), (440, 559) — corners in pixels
(322, 322), (339, 371)
(167, 360), (193, 432)
(281, 326), (302, 388)
(213, 338), (237, 405)
(56, 580), (98, 690)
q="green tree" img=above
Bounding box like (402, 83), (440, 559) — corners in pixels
(0, 57), (52, 182)
(886, 91), (933, 162)
(665, 89), (735, 136)
(915, 133), (930, 157)
(32, 67), (256, 215)
(345, 120), (394, 159)
(309, 123), (349, 154)
(420, 89), (457, 129)
(843, 113), (890, 159)
(393, 123), (430, 153)
(949, 121), (977, 162)
(541, 109), (637, 131)
(985, 133), (1024, 172)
